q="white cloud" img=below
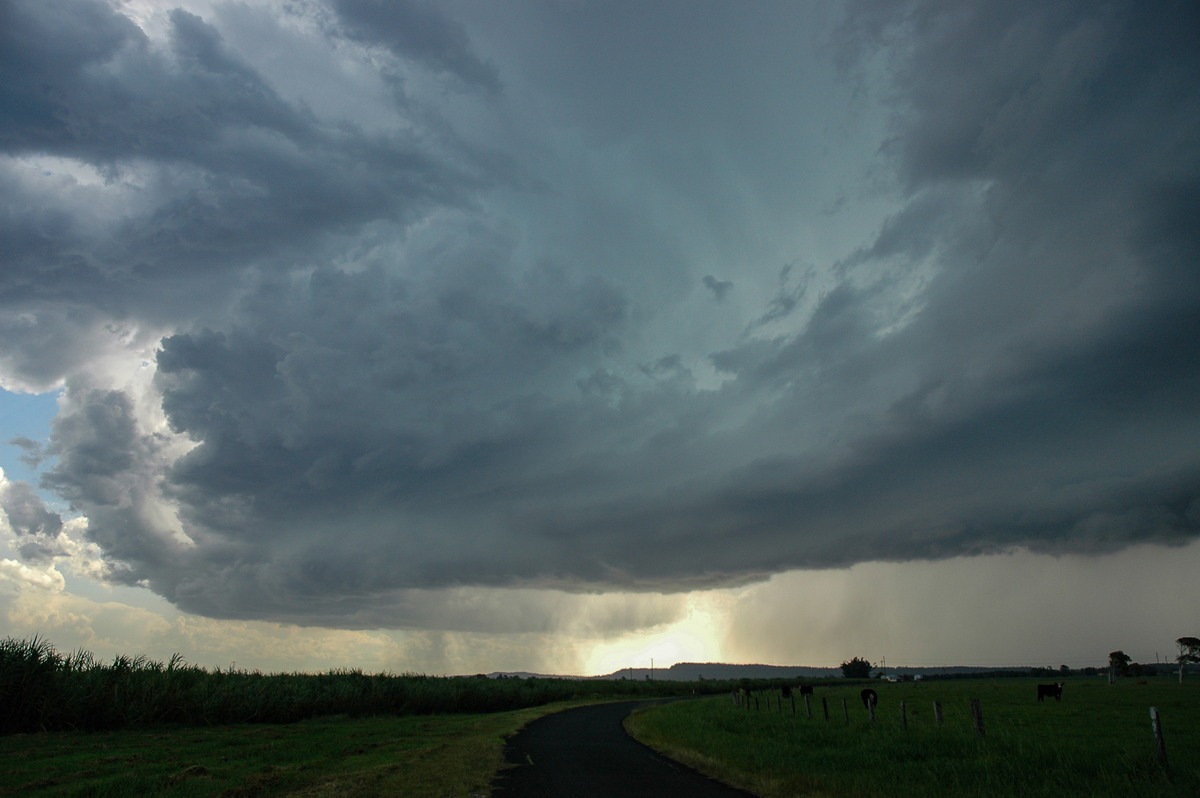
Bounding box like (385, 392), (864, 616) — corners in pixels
(0, 558), (65, 591)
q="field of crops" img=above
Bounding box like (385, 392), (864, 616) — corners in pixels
(0, 636), (715, 734)
(625, 677), (1200, 798)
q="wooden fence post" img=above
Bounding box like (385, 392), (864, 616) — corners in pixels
(1150, 707), (1168, 768)
(822, 696), (829, 721)
(842, 698), (849, 725)
(791, 694), (796, 715)
(867, 698), (876, 723)
(933, 700), (943, 725)
(970, 698), (985, 737)
(804, 694), (812, 718)
(901, 700), (907, 729)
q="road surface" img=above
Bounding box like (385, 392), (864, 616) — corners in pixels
(490, 699), (756, 797)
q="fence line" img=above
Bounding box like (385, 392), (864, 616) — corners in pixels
(730, 687), (1175, 770)
(1150, 706), (1168, 768)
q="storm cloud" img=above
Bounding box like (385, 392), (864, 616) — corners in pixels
(2, 0), (1198, 631)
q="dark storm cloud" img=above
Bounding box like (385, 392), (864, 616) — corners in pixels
(0, 0), (495, 354)
(1, 2), (300, 163)
(702, 275), (733, 301)
(8, 437), (44, 469)
(328, 0), (502, 93)
(151, 259), (628, 517)
(8, 0), (1200, 628)
(0, 479), (64, 540)
(748, 264), (811, 331)
(38, 385), (188, 580)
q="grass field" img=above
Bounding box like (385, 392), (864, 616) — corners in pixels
(625, 677), (1200, 798)
(0, 700), (601, 797)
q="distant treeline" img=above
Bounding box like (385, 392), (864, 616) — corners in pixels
(0, 637), (734, 735)
(920, 663), (1175, 680)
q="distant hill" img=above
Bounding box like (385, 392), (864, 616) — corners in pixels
(602, 662), (840, 681)
(486, 662), (1042, 681)
(486, 662), (841, 681)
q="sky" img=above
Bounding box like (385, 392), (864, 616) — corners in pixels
(1, 0), (1198, 677)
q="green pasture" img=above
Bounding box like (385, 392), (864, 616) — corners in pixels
(0, 701), (593, 797)
(625, 677), (1200, 798)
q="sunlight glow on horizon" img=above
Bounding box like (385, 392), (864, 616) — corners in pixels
(582, 599), (725, 676)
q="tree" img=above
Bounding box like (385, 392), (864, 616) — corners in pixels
(1109, 650), (1131, 682)
(1176, 637), (1200, 683)
(840, 657), (873, 679)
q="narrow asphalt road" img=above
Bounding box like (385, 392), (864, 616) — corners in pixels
(489, 700), (756, 797)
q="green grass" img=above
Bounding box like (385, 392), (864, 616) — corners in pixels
(0, 700), (606, 797)
(625, 678), (1200, 798)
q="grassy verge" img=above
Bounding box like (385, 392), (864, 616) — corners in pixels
(625, 678), (1200, 798)
(0, 700), (598, 798)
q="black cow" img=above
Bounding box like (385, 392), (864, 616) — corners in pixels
(860, 688), (878, 709)
(1036, 682), (1064, 702)
(799, 684), (814, 696)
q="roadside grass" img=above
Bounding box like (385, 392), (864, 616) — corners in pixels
(625, 678), (1200, 798)
(0, 701), (594, 798)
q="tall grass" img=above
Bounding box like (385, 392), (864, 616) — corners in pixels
(0, 636), (719, 734)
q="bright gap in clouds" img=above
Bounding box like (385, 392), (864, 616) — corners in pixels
(593, 539), (1200, 677)
(583, 597), (727, 677)
(0, 389), (59, 485)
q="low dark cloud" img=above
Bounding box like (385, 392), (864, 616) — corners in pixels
(8, 437), (44, 469)
(702, 275), (733, 301)
(0, 479), (64, 540)
(0, 0), (496, 351)
(3, 0), (1197, 629)
(329, 0), (502, 93)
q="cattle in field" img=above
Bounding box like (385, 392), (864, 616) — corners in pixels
(1036, 682), (1064, 702)
(860, 688), (878, 709)
(799, 684), (814, 696)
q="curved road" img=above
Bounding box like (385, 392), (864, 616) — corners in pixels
(490, 700), (755, 797)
